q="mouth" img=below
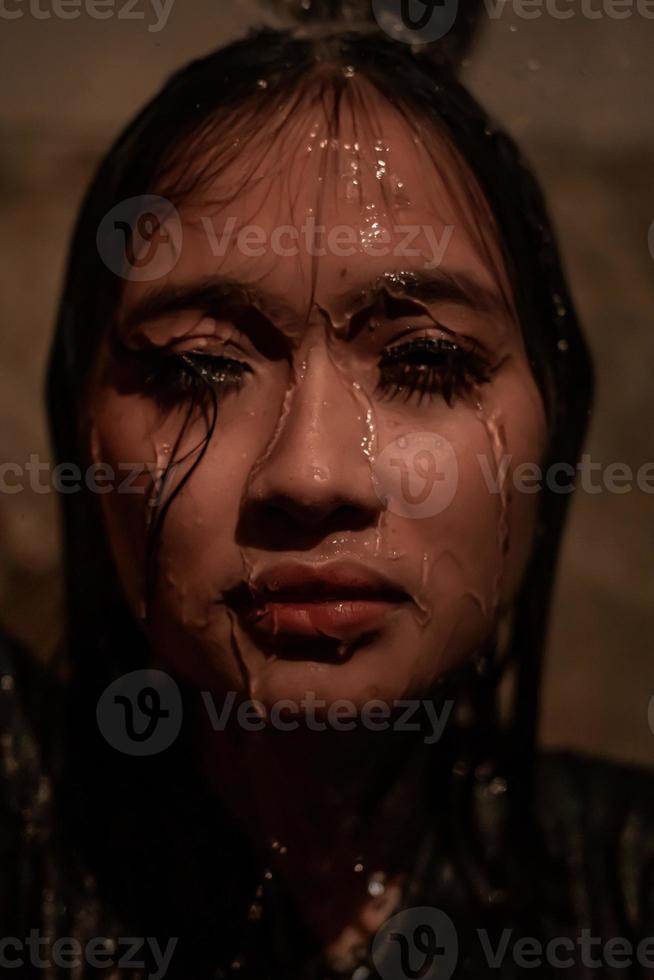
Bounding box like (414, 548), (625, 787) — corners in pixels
(230, 560), (411, 644)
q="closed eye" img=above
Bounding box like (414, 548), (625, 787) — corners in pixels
(133, 349), (252, 408)
(377, 335), (490, 405)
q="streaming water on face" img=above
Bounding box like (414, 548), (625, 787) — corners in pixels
(474, 391), (510, 621)
(138, 73), (535, 699)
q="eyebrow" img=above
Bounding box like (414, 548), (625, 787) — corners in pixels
(118, 277), (294, 337)
(342, 269), (507, 320)
(119, 268), (507, 337)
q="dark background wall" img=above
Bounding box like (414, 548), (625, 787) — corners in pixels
(1, 2), (652, 764)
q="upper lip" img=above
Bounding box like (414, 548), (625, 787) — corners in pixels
(248, 560), (410, 604)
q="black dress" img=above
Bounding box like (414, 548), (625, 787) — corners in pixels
(1, 628), (653, 979)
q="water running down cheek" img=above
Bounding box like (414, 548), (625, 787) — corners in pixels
(93, 83), (546, 708)
(97, 343), (513, 707)
(184, 305), (508, 702)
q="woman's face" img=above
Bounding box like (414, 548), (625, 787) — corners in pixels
(88, 80), (547, 711)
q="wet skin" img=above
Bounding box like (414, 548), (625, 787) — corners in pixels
(87, 76), (547, 715)
(84, 74), (550, 956)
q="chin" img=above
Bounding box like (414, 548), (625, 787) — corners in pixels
(231, 636), (441, 718)
(151, 594), (486, 726)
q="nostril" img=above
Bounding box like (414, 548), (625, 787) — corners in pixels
(264, 495), (375, 533)
(264, 493), (336, 528)
(237, 468), (383, 550)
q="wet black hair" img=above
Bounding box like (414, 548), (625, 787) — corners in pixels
(42, 14), (593, 979)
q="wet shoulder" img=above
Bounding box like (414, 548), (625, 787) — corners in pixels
(537, 748), (654, 834)
(0, 629), (55, 930)
(536, 749), (654, 932)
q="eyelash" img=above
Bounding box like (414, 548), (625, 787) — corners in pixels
(377, 336), (490, 405)
(142, 351), (250, 406)
(140, 336), (490, 407)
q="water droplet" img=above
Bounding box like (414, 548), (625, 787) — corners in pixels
(367, 871), (386, 897)
(345, 178), (360, 201)
(389, 174), (410, 206)
(247, 902), (262, 922)
(488, 776), (508, 796)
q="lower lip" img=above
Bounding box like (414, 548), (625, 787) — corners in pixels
(249, 598), (402, 639)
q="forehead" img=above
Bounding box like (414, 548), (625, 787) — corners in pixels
(123, 76), (511, 325)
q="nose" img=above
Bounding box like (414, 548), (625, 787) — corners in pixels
(240, 347), (382, 545)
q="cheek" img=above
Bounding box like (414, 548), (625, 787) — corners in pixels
(87, 389), (276, 622)
(88, 354), (546, 697)
(491, 363), (548, 604)
(376, 412), (504, 683)
(376, 362), (546, 680)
